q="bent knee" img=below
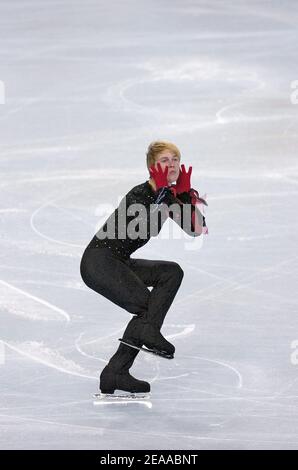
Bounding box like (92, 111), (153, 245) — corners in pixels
(171, 262), (184, 280)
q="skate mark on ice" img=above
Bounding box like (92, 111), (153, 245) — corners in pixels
(148, 357), (189, 384)
(0, 208), (27, 214)
(28, 175), (133, 248)
(0, 279), (70, 323)
(206, 385), (298, 428)
(15, 279), (86, 291)
(181, 354), (243, 389)
(0, 263), (70, 277)
(2, 411), (298, 447)
(76, 327), (126, 347)
(0, 394), (92, 413)
(179, 254), (298, 308)
(10, 168), (142, 186)
(165, 323), (195, 341)
(30, 196), (83, 248)
(75, 332), (110, 364)
(74, 326), (129, 363)
(173, 384), (231, 398)
(2, 340), (97, 381)
(154, 373), (189, 381)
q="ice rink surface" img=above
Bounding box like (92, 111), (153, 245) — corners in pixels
(0, 0), (298, 450)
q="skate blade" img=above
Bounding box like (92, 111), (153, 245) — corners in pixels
(93, 392), (151, 400)
(118, 338), (174, 360)
(93, 392), (152, 408)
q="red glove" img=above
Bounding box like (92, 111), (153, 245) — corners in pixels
(149, 163), (169, 191)
(175, 164), (192, 194)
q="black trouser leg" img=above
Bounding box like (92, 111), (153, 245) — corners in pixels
(80, 248), (184, 373)
(126, 257), (184, 330)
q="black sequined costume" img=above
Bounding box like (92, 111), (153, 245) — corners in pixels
(80, 180), (206, 393)
(85, 180), (205, 258)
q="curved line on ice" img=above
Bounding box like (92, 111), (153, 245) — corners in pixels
(182, 354), (243, 389)
(0, 279), (70, 323)
(2, 341), (97, 381)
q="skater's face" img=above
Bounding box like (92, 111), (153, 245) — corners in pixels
(155, 150), (180, 184)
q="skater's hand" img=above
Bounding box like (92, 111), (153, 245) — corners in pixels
(149, 163), (170, 191)
(175, 164), (192, 194)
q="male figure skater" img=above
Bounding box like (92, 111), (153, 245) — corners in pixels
(80, 141), (207, 396)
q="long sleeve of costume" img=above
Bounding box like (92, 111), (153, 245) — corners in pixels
(167, 188), (208, 237)
(86, 181), (208, 259)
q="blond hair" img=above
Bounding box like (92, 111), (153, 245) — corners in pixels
(146, 141), (181, 171)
